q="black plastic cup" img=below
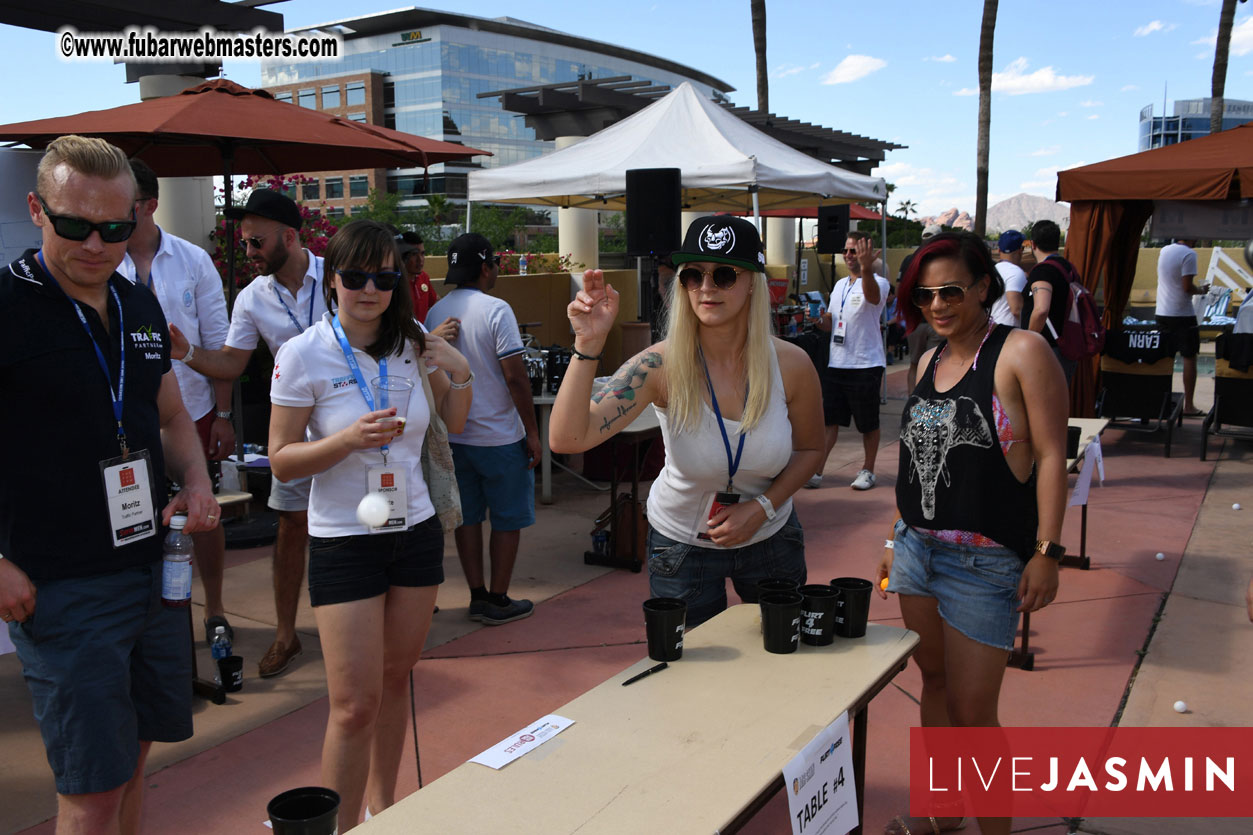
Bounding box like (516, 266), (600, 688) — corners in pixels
(1067, 425), (1082, 459)
(218, 655), (244, 692)
(267, 787), (340, 835)
(798, 584), (839, 646)
(831, 577), (873, 638)
(760, 591), (803, 654)
(756, 577), (800, 597)
(643, 597), (687, 661)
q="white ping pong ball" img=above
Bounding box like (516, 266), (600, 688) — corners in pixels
(357, 493), (389, 527)
(1173, 700), (1187, 714)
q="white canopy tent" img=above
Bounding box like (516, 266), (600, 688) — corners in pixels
(467, 82), (888, 214)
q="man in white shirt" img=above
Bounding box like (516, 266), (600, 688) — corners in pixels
(811, 231), (890, 491)
(169, 189), (326, 676)
(120, 159), (235, 645)
(427, 233), (540, 625)
(992, 229), (1028, 327)
(1155, 238), (1205, 414)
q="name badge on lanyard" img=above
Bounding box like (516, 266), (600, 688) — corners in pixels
(37, 252), (157, 548)
(366, 463), (408, 532)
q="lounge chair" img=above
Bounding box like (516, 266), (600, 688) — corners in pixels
(1201, 332), (1253, 460)
(1096, 329), (1184, 457)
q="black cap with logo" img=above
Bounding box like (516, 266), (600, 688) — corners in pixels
(445, 233), (495, 284)
(670, 215), (765, 273)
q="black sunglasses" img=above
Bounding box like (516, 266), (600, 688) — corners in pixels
(337, 269), (403, 292)
(911, 282), (975, 308)
(37, 195), (136, 244)
(678, 265), (744, 290)
(243, 230), (279, 250)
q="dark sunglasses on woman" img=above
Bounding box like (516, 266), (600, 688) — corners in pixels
(336, 269), (404, 291)
(678, 265), (744, 290)
(37, 195), (136, 243)
(911, 282), (975, 308)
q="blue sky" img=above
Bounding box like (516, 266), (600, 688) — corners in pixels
(2, 0), (1250, 219)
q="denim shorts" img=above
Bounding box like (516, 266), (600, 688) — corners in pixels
(8, 562), (193, 795)
(450, 440), (535, 530)
(888, 519), (1025, 651)
(308, 514), (445, 606)
(646, 509), (807, 629)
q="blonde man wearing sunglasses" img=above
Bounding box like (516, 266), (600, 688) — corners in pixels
(5, 135), (217, 834)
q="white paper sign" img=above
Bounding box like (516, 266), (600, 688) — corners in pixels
(800, 259), (809, 287)
(782, 711), (858, 835)
(470, 714), (574, 770)
(1069, 435), (1105, 507)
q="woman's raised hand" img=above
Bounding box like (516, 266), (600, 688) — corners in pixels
(568, 269), (619, 347)
(422, 332), (472, 382)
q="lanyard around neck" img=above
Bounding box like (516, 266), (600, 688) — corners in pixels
(331, 314), (390, 460)
(38, 251), (130, 455)
(699, 347), (747, 492)
(273, 276), (316, 335)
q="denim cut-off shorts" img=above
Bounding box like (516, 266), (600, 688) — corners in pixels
(646, 509), (806, 629)
(887, 519), (1025, 651)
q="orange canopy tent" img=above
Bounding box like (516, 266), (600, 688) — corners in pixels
(1055, 121), (1253, 414)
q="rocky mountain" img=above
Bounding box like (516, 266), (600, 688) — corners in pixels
(917, 194), (1070, 236)
(919, 208), (974, 231)
(986, 193), (1070, 234)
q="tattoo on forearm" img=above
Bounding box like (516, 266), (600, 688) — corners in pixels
(592, 351), (662, 404)
(599, 402), (638, 434)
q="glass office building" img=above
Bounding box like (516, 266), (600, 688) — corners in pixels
(262, 9), (730, 210)
(1138, 98), (1253, 150)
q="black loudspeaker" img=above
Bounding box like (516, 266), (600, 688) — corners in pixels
(626, 168), (682, 256)
(816, 205), (851, 254)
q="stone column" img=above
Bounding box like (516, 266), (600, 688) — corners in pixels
(137, 74), (217, 252)
(555, 136), (598, 277)
(765, 217), (795, 268)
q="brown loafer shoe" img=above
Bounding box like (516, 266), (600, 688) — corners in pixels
(258, 636), (302, 678)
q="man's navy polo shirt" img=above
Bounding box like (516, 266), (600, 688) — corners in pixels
(1, 250), (171, 582)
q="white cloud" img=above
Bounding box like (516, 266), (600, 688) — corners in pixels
(1134, 21), (1176, 37)
(1030, 145), (1061, 157)
(1020, 162), (1087, 192)
(772, 64), (808, 79)
(873, 161), (968, 216)
(1087, 114), (1100, 120)
(1233, 16), (1253, 55)
(1058, 111), (1069, 117)
(925, 54), (957, 63)
(1080, 100), (1103, 107)
(953, 57), (1094, 96)
(1121, 84), (1140, 91)
(821, 55), (887, 85)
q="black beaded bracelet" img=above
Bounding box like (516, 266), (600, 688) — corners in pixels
(571, 347), (602, 362)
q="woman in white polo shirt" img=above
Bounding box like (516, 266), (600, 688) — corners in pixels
(268, 221), (472, 829)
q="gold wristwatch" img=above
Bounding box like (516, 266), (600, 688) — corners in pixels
(1035, 539), (1065, 560)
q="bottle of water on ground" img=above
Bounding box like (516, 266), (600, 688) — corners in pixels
(161, 515), (193, 608)
(210, 626), (232, 685)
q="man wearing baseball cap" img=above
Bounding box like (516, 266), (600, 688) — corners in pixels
(992, 230), (1028, 327)
(169, 188), (327, 676)
(426, 233), (539, 625)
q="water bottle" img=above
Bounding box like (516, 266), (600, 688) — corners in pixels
(592, 529), (608, 556)
(518, 253), (528, 275)
(210, 626), (232, 684)
(160, 514), (193, 608)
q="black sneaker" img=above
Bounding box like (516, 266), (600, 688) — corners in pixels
(476, 596), (534, 626)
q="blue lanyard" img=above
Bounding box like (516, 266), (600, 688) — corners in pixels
(273, 277), (315, 335)
(330, 315), (390, 459)
(837, 277), (858, 320)
(37, 251), (129, 455)
(699, 348), (746, 492)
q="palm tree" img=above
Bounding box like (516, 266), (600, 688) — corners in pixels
(897, 199), (918, 220)
(1210, 0), (1242, 135)
(751, 0), (768, 112)
(975, 0), (999, 238)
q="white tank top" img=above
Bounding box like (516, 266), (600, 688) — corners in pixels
(646, 342), (795, 547)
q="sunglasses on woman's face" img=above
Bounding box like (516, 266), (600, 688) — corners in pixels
(37, 195), (136, 244)
(911, 282), (975, 308)
(337, 269), (403, 292)
(678, 265), (744, 290)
